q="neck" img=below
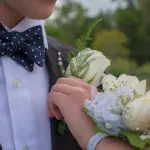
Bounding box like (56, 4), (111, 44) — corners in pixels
(0, 3), (23, 28)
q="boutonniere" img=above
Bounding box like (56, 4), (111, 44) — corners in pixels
(56, 18), (111, 135)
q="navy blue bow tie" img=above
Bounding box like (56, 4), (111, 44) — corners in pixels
(0, 24), (45, 72)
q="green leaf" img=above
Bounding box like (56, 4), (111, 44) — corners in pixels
(58, 65), (65, 77)
(66, 18), (103, 64)
(94, 125), (106, 134)
(66, 50), (77, 63)
(87, 73), (97, 84)
(99, 89), (104, 92)
(75, 18), (103, 50)
(93, 126), (150, 149)
(82, 106), (89, 112)
(58, 120), (66, 135)
(85, 18), (103, 40)
(75, 37), (86, 50)
(120, 129), (150, 149)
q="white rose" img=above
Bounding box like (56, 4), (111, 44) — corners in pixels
(118, 74), (146, 97)
(118, 74), (140, 89)
(102, 74), (146, 97)
(122, 94), (150, 132)
(65, 48), (110, 87)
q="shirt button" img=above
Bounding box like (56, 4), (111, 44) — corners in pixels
(13, 80), (21, 87)
(23, 146), (28, 150)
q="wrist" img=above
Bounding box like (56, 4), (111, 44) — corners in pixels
(81, 130), (96, 150)
(96, 137), (134, 150)
(62, 106), (97, 149)
(86, 133), (108, 150)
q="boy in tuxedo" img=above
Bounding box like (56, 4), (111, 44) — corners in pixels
(0, 0), (134, 150)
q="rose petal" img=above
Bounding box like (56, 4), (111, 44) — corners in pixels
(102, 74), (119, 92)
(118, 74), (140, 90)
(135, 80), (147, 96)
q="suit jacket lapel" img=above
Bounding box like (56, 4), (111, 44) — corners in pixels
(45, 46), (59, 150)
(45, 36), (82, 150)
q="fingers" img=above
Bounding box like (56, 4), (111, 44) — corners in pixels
(47, 100), (62, 119)
(69, 76), (87, 84)
(50, 102), (62, 120)
(48, 91), (67, 120)
(52, 83), (84, 96)
(56, 77), (98, 100)
(56, 77), (90, 89)
(47, 102), (54, 118)
(91, 86), (98, 100)
(56, 77), (93, 96)
(51, 84), (71, 95)
(48, 77), (98, 120)
(52, 83), (87, 101)
(48, 102), (63, 120)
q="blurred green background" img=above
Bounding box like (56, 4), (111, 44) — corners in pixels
(45, 0), (150, 89)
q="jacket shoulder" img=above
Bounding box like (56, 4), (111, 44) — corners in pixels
(46, 36), (73, 53)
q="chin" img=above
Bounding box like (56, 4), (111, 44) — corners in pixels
(28, 11), (53, 20)
(40, 11), (53, 19)
(32, 14), (52, 20)
(23, 5), (54, 20)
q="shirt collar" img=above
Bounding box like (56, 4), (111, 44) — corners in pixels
(4, 17), (48, 49)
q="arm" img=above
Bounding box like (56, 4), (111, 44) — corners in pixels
(62, 104), (134, 150)
(48, 77), (135, 150)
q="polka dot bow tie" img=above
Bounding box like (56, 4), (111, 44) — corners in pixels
(0, 24), (45, 72)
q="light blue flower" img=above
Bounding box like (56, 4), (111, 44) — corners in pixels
(84, 86), (134, 135)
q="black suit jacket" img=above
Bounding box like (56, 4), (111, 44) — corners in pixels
(45, 36), (82, 150)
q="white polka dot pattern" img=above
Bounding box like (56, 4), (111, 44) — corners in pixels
(0, 24), (45, 72)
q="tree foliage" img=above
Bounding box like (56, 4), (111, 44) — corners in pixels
(92, 29), (130, 60)
(45, 0), (150, 80)
(107, 58), (137, 76)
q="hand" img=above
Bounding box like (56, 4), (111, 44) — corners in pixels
(48, 77), (98, 148)
(48, 77), (97, 119)
(47, 77), (134, 150)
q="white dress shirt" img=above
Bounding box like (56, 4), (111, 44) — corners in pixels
(0, 18), (51, 150)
